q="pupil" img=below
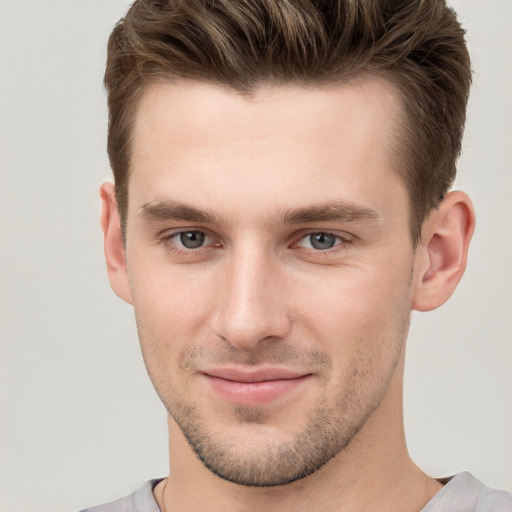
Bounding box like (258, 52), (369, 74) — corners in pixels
(310, 233), (336, 250)
(180, 231), (205, 249)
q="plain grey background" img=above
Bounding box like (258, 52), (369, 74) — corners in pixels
(0, 1), (511, 511)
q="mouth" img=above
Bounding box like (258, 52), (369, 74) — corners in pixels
(201, 368), (312, 405)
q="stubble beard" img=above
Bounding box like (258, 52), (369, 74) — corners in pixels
(138, 307), (410, 487)
(147, 338), (404, 487)
(167, 388), (374, 487)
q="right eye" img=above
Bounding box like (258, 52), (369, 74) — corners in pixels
(169, 230), (212, 249)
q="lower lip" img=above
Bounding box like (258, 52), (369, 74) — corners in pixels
(204, 375), (311, 405)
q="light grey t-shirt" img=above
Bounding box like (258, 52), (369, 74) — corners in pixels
(80, 472), (512, 512)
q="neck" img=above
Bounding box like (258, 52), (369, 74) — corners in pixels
(155, 358), (442, 512)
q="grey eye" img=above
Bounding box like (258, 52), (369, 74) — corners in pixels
(308, 232), (338, 250)
(179, 231), (206, 249)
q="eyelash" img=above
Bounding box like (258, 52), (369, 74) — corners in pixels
(294, 231), (349, 250)
(160, 230), (219, 256)
(159, 229), (352, 256)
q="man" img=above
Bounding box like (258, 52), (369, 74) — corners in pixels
(84, 0), (512, 510)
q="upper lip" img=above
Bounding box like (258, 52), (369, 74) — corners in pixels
(203, 367), (310, 383)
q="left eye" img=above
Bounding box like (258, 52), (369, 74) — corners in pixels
(296, 232), (343, 250)
(171, 231), (212, 249)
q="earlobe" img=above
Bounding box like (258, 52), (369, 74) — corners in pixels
(100, 182), (133, 304)
(412, 191), (475, 312)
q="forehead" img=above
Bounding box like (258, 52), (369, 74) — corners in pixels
(129, 77), (407, 223)
(132, 76), (402, 153)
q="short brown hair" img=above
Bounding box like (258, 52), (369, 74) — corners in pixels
(104, 0), (471, 244)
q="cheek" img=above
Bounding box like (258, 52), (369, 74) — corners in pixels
(129, 260), (217, 348)
(130, 264), (219, 403)
(293, 264), (412, 358)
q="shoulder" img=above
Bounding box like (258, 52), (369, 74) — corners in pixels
(79, 479), (163, 512)
(423, 472), (512, 512)
(475, 480), (512, 512)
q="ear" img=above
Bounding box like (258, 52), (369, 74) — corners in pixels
(412, 191), (475, 312)
(100, 182), (133, 304)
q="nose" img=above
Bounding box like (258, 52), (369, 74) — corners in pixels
(210, 244), (291, 350)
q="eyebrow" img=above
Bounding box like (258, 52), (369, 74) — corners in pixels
(140, 200), (217, 224)
(280, 201), (380, 224)
(139, 199), (380, 226)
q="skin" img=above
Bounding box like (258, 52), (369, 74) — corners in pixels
(101, 76), (475, 512)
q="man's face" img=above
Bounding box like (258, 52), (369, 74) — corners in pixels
(123, 78), (418, 486)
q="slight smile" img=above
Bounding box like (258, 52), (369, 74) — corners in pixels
(202, 368), (313, 405)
